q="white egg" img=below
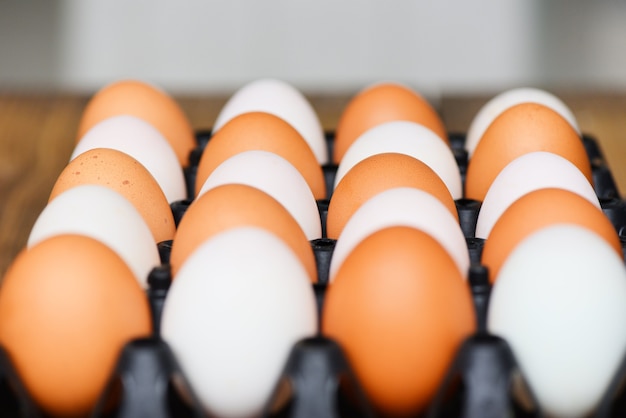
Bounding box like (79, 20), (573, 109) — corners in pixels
(334, 121), (462, 199)
(466, 88), (580, 158)
(197, 150), (322, 240)
(475, 152), (599, 239)
(212, 79), (328, 164)
(161, 226), (317, 418)
(27, 185), (160, 287)
(488, 224), (626, 418)
(330, 187), (469, 280)
(72, 115), (187, 203)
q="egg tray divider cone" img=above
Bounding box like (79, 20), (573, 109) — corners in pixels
(3, 131), (626, 418)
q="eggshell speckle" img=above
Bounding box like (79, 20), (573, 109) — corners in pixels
(72, 115), (187, 203)
(49, 148), (176, 243)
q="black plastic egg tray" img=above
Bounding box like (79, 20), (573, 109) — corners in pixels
(2, 131), (626, 418)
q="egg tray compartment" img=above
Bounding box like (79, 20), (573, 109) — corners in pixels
(3, 131), (626, 418)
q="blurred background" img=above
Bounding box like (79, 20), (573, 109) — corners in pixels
(2, 0), (626, 280)
(2, 0), (626, 97)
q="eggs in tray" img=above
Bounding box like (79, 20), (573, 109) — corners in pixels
(1, 79), (626, 418)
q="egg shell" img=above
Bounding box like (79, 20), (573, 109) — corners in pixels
(323, 226), (475, 416)
(28, 185), (160, 288)
(488, 225), (626, 418)
(330, 187), (469, 280)
(465, 87), (580, 157)
(195, 112), (325, 199)
(162, 227), (317, 418)
(465, 102), (592, 202)
(49, 148), (176, 243)
(482, 188), (621, 284)
(335, 121), (462, 199)
(197, 150), (322, 240)
(326, 152), (458, 239)
(72, 115), (187, 203)
(0, 235), (152, 417)
(333, 82), (448, 163)
(171, 184), (317, 281)
(76, 79), (196, 167)
(212, 79), (327, 164)
(475, 151), (600, 239)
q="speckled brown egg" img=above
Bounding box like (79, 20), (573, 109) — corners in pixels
(49, 148), (175, 243)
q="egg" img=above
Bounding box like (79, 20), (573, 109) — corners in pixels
(333, 82), (448, 163)
(323, 226), (475, 416)
(465, 102), (592, 202)
(161, 227), (317, 418)
(330, 187), (469, 281)
(481, 188), (621, 284)
(72, 115), (187, 203)
(212, 79), (327, 164)
(49, 148), (175, 243)
(195, 112), (325, 199)
(465, 88), (580, 157)
(488, 225), (626, 417)
(76, 79), (196, 167)
(475, 151), (600, 239)
(197, 150), (322, 240)
(170, 184), (316, 281)
(0, 234), (152, 417)
(28, 185), (160, 288)
(326, 153), (458, 239)
(335, 121), (462, 199)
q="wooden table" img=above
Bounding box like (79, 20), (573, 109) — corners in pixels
(1, 93), (625, 281)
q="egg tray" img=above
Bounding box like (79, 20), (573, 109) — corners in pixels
(2, 132), (626, 418)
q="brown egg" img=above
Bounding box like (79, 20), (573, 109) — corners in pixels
(482, 188), (621, 284)
(76, 79), (196, 167)
(326, 153), (458, 239)
(170, 184), (317, 281)
(333, 82), (448, 163)
(49, 148), (175, 243)
(465, 102), (592, 202)
(0, 234), (152, 417)
(195, 112), (326, 199)
(323, 226), (475, 416)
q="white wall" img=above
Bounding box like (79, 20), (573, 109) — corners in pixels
(1, 1), (625, 95)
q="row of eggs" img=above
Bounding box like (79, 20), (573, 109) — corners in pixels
(0, 79), (624, 418)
